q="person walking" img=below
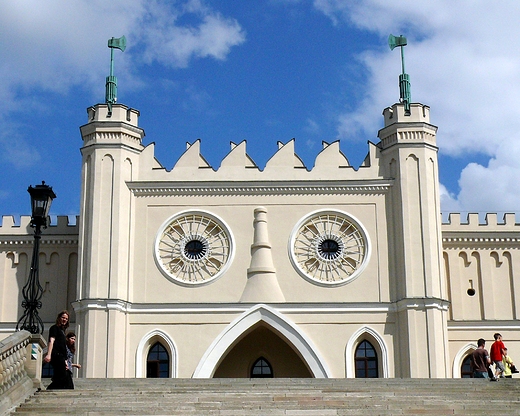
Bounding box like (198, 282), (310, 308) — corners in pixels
(44, 310), (72, 389)
(471, 338), (492, 379)
(490, 333), (506, 378)
(502, 347), (518, 378)
(65, 331), (81, 389)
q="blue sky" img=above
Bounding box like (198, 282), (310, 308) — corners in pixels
(1, 0), (520, 221)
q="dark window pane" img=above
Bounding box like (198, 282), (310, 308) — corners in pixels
(355, 340), (378, 378)
(461, 355), (473, 378)
(146, 342), (169, 378)
(251, 357), (273, 378)
(42, 362), (54, 378)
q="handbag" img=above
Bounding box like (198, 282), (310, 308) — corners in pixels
(511, 364), (519, 374)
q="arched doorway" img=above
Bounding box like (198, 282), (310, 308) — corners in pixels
(213, 324), (313, 378)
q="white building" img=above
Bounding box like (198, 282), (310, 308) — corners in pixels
(1, 99), (519, 379)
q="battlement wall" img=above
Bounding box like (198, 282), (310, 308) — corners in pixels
(441, 213), (519, 231)
(0, 215), (79, 235)
(136, 139), (387, 182)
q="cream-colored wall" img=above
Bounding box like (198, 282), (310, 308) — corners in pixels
(119, 307), (396, 378)
(2, 210), (514, 376)
(130, 197), (387, 304)
(0, 215), (79, 341)
(2, 103), (520, 379)
(442, 212), (520, 376)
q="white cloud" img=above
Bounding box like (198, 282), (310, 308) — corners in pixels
(136, 2), (246, 68)
(0, 0), (245, 105)
(314, 0), (520, 214)
(455, 141), (520, 214)
(439, 183), (461, 215)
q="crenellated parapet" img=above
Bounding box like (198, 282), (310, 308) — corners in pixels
(0, 215), (79, 233)
(442, 212), (518, 229)
(0, 215), (79, 247)
(442, 213), (520, 249)
(378, 103), (437, 150)
(135, 139), (383, 184)
(80, 103), (145, 152)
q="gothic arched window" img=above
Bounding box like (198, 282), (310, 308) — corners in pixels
(461, 355), (473, 378)
(251, 357), (273, 378)
(146, 342), (169, 378)
(355, 340), (378, 378)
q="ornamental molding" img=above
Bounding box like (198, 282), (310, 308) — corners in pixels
(380, 129), (436, 149)
(128, 182), (392, 197)
(0, 238), (78, 247)
(448, 321), (520, 330)
(71, 298), (449, 314)
(395, 297), (450, 313)
(442, 237), (520, 250)
(72, 299), (396, 314)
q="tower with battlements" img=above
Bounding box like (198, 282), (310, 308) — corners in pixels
(1, 98), (519, 379)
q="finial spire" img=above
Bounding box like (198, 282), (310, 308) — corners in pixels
(240, 207), (285, 303)
(388, 34), (411, 114)
(105, 36), (126, 116)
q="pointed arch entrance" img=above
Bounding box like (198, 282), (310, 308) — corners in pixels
(193, 304), (330, 378)
(213, 324), (312, 377)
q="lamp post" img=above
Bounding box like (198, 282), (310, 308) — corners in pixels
(16, 181), (56, 334)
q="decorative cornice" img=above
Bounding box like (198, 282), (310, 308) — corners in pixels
(443, 237), (520, 250)
(448, 321), (520, 330)
(82, 131), (142, 147)
(0, 238), (78, 247)
(380, 129), (437, 149)
(72, 298), (449, 314)
(395, 297), (450, 313)
(128, 182), (392, 197)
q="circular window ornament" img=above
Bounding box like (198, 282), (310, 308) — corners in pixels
(289, 210), (371, 287)
(154, 211), (234, 286)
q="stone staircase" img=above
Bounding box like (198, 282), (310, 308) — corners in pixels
(10, 378), (520, 415)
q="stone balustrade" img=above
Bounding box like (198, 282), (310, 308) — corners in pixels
(0, 331), (46, 415)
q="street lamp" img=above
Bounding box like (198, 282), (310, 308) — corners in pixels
(16, 181), (56, 334)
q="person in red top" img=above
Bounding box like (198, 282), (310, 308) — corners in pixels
(490, 333), (506, 378)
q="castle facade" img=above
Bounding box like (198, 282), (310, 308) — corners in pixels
(1, 101), (519, 379)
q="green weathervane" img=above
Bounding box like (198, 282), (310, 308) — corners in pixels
(105, 36), (126, 115)
(388, 34), (411, 114)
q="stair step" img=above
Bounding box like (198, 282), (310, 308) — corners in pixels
(11, 378), (520, 415)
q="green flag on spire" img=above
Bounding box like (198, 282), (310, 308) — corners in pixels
(105, 36), (126, 115)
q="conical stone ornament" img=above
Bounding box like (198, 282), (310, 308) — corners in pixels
(240, 206), (285, 302)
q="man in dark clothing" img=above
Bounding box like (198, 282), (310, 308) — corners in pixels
(44, 310), (71, 389)
(471, 338), (492, 379)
